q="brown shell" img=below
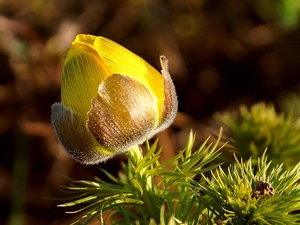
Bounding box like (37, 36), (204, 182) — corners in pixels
(51, 103), (115, 164)
(87, 74), (158, 151)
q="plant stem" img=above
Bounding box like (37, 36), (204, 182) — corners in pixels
(127, 145), (161, 222)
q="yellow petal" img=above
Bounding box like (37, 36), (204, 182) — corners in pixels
(73, 34), (96, 47)
(92, 36), (165, 121)
(87, 74), (158, 150)
(61, 47), (110, 119)
(51, 103), (115, 164)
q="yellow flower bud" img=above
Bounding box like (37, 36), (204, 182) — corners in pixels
(51, 34), (177, 164)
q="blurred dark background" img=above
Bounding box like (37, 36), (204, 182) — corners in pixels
(1, 0), (300, 224)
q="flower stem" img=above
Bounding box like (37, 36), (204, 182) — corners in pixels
(127, 145), (161, 222)
(127, 145), (143, 165)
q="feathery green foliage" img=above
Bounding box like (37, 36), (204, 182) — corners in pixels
(201, 152), (300, 224)
(57, 130), (224, 225)
(56, 125), (300, 224)
(216, 102), (300, 168)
